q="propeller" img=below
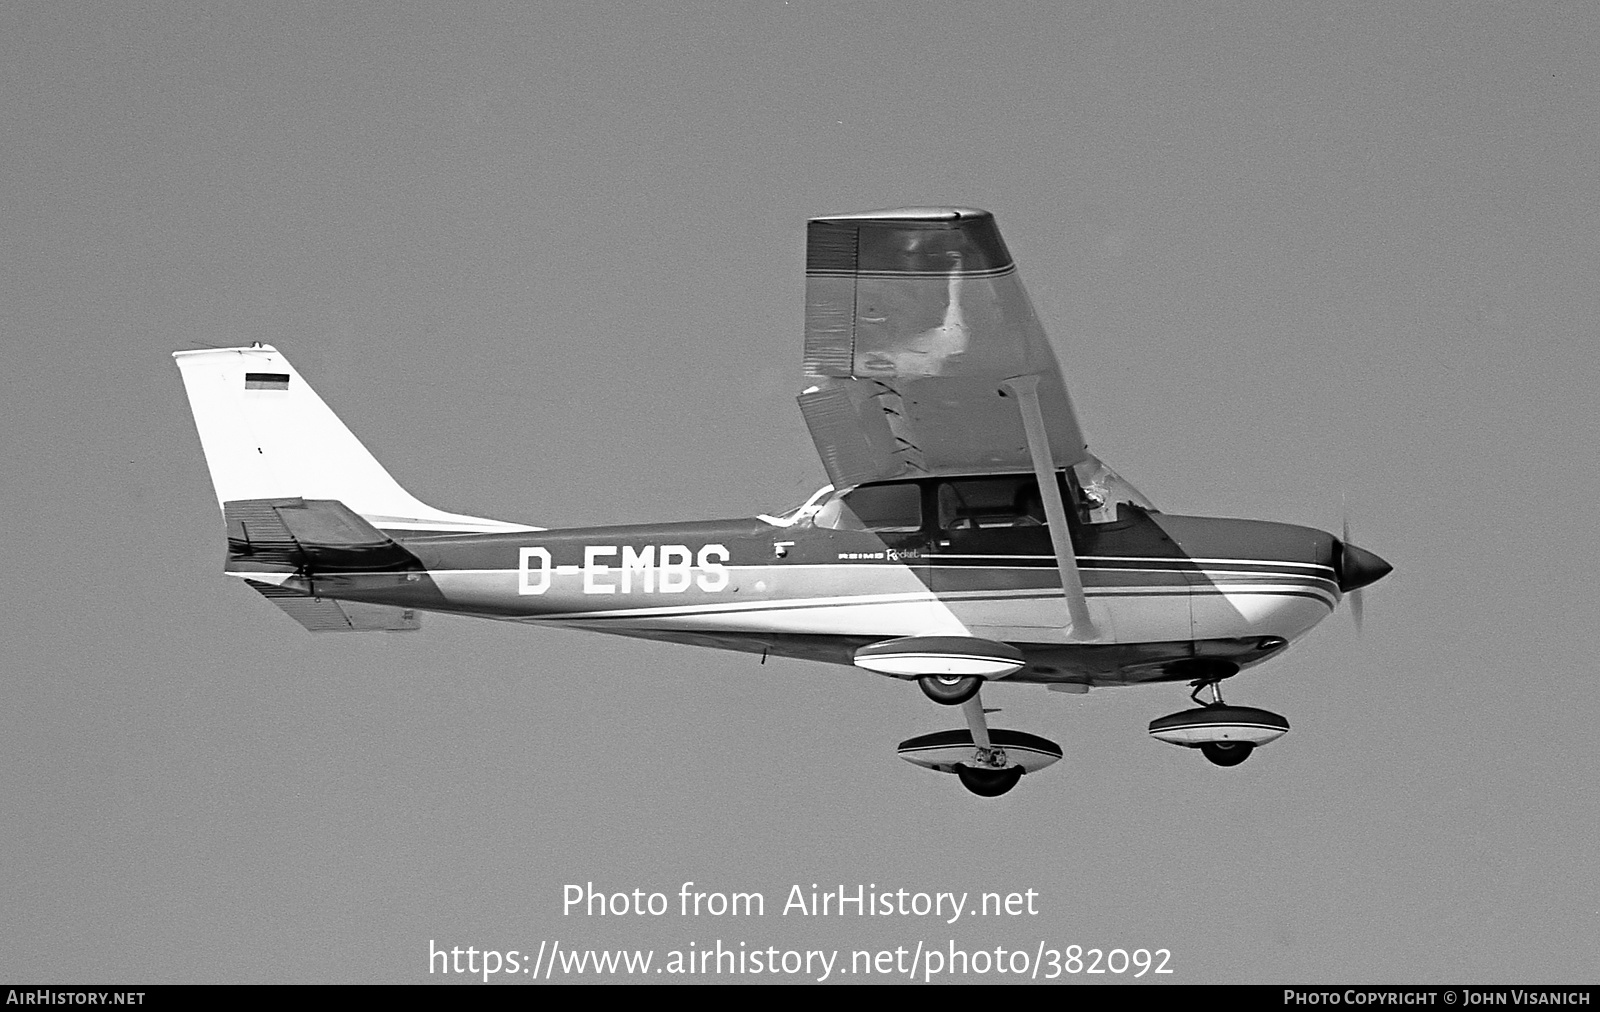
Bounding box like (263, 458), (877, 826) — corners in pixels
(1342, 517), (1365, 631)
(1336, 513), (1393, 633)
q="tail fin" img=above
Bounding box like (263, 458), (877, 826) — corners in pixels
(172, 344), (537, 534)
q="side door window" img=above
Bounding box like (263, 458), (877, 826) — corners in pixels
(935, 476), (1049, 534)
(929, 476), (1060, 628)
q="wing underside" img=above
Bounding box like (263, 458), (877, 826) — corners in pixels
(799, 208), (1089, 488)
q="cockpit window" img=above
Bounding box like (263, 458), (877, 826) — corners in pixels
(937, 476), (1048, 530)
(813, 483), (922, 532)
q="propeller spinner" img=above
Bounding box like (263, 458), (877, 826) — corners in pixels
(1336, 519), (1393, 630)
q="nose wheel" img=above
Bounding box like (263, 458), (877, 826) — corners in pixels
(1200, 741), (1254, 767)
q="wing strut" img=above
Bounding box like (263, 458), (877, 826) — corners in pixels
(1002, 374), (1097, 639)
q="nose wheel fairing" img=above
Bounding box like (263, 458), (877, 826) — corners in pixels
(1147, 705), (1290, 748)
(1147, 676), (1289, 767)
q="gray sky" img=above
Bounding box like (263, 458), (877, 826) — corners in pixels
(3, 1), (1598, 984)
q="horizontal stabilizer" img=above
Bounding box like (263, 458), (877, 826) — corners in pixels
(225, 498), (419, 572)
(246, 579), (420, 632)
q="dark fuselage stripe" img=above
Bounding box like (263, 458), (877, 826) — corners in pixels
(806, 264), (1019, 280)
(520, 586), (1335, 622)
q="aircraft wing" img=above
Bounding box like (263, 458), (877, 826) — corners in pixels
(799, 207), (1090, 488)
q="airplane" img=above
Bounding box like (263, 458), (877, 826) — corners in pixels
(173, 206), (1392, 798)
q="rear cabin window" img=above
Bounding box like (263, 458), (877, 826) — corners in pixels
(813, 483), (923, 533)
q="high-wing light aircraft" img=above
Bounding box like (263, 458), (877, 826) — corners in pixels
(175, 207), (1390, 797)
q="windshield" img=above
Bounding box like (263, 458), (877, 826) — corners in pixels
(1071, 455), (1156, 523)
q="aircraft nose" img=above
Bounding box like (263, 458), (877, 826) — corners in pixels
(1335, 541), (1393, 593)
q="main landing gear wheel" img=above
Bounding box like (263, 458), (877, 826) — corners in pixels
(918, 674), (983, 706)
(1200, 741), (1254, 767)
(954, 763), (1025, 797)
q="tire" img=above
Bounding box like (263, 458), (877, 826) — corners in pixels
(955, 764), (1024, 797)
(918, 674), (983, 706)
(1201, 741), (1254, 767)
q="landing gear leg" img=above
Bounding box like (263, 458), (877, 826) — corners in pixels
(952, 690), (1024, 797)
(1189, 677), (1227, 707)
(961, 693), (993, 752)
